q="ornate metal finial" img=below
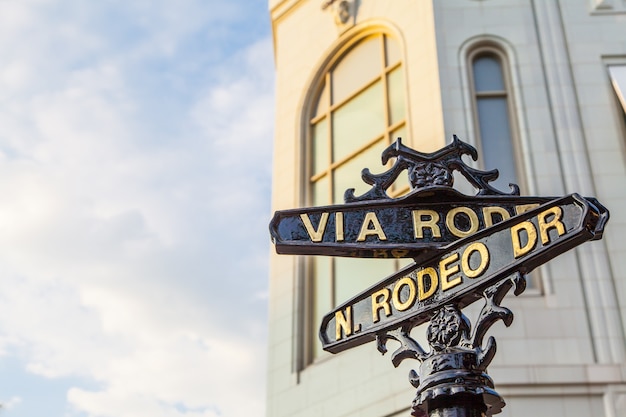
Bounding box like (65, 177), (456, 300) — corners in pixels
(344, 136), (520, 203)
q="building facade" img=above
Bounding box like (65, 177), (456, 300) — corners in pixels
(267, 1), (626, 416)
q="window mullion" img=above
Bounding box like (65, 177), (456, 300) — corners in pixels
(325, 72), (334, 206)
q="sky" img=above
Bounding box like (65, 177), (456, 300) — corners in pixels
(0, 1), (274, 416)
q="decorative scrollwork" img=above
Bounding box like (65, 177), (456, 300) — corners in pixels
(408, 162), (453, 189)
(377, 272), (525, 368)
(375, 273), (525, 417)
(377, 326), (427, 367)
(426, 305), (471, 352)
(344, 136), (520, 203)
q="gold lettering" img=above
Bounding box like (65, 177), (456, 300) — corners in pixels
(417, 267), (438, 301)
(371, 288), (391, 323)
(483, 206), (510, 228)
(515, 204), (540, 215)
(392, 277), (417, 311)
(440, 253), (462, 291)
(357, 212), (387, 242)
(391, 249), (410, 258)
(335, 306), (353, 340)
(335, 212), (344, 242)
(511, 221), (537, 258)
(373, 249), (389, 258)
(446, 207), (479, 238)
(538, 206), (566, 245)
(300, 212), (329, 242)
(412, 210), (441, 238)
(462, 242), (490, 278)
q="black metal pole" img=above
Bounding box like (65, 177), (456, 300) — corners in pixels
(427, 395), (486, 417)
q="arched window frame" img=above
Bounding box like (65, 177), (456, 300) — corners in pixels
(295, 24), (411, 369)
(466, 43), (527, 193)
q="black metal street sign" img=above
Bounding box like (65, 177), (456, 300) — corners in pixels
(270, 192), (562, 258)
(318, 193), (607, 353)
(269, 136), (610, 417)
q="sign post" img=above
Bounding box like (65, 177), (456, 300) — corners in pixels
(269, 136), (609, 417)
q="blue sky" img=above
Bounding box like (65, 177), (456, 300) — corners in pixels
(0, 1), (274, 416)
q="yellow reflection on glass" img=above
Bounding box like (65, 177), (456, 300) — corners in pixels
(312, 175), (330, 206)
(312, 118), (329, 176)
(332, 139), (387, 204)
(332, 81), (384, 163)
(334, 258), (396, 306)
(312, 256), (332, 360)
(385, 35), (401, 67)
(314, 82), (329, 117)
(387, 67), (406, 126)
(390, 125), (410, 195)
(332, 36), (382, 105)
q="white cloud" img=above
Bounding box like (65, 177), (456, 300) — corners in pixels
(1, 396), (23, 410)
(0, 1), (273, 416)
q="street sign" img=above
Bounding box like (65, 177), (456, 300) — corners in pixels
(269, 136), (610, 417)
(270, 192), (565, 258)
(318, 193), (607, 353)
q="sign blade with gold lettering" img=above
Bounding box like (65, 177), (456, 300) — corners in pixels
(270, 192), (567, 258)
(319, 193), (607, 353)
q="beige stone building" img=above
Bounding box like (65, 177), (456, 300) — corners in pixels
(267, 1), (626, 416)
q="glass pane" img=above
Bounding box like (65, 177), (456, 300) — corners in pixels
(333, 139), (387, 204)
(332, 81), (384, 163)
(334, 258), (396, 306)
(385, 35), (401, 67)
(312, 256), (332, 359)
(473, 55), (505, 92)
(390, 125), (410, 194)
(390, 124), (407, 143)
(387, 66), (406, 126)
(332, 35), (382, 105)
(312, 118), (329, 176)
(312, 175), (330, 206)
(476, 97), (518, 191)
(314, 82), (329, 117)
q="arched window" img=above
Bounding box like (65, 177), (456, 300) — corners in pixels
(305, 32), (410, 363)
(468, 47), (523, 192)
